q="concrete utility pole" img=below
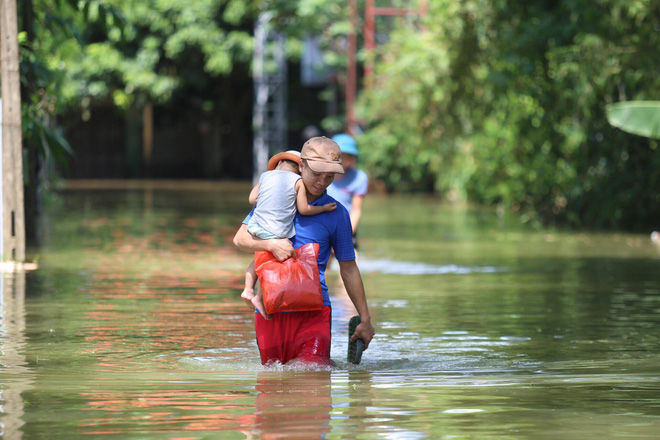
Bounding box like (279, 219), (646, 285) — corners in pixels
(0, 0), (26, 262)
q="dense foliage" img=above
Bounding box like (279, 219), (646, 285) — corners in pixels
(357, 0), (660, 229)
(17, 0), (348, 167)
(21, 0), (347, 112)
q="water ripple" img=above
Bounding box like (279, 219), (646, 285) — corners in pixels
(357, 258), (502, 275)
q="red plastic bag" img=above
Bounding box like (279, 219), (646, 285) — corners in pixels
(254, 242), (322, 314)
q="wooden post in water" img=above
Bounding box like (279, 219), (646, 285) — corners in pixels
(143, 101), (154, 176)
(0, 0), (26, 262)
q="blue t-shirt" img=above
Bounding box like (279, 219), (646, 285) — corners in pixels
(243, 191), (355, 306)
(327, 167), (368, 212)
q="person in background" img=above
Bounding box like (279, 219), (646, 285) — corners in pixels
(327, 133), (368, 250)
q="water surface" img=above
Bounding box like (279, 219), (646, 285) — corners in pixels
(1, 181), (659, 439)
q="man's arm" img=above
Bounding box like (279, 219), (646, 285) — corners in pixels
(349, 195), (364, 233)
(338, 259), (375, 349)
(233, 224), (295, 261)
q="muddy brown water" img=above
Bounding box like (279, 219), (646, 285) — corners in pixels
(1, 181), (659, 439)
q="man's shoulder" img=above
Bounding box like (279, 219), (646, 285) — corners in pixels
(316, 192), (342, 207)
(324, 194), (351, 224)
(308, 193), (350, 218)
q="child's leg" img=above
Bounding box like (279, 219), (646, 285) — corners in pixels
(241, 260), (271, 320)
(250, 287), (271, 320)
(241, 260), (257, 302)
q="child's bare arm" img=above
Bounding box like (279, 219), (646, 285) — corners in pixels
(295, 180), (337, 215)
(248, 183), (260, 205)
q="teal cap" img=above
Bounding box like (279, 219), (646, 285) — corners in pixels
(331, 133), (359, 156)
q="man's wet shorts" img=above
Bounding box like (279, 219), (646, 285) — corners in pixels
(255, 306), (333, 366)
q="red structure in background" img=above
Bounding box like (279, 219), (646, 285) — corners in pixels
(346, 0), (359, 135)
(346, 0), (428, 134)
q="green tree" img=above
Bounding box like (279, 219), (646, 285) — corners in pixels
(357, 0), (660, 229)
(17, 0), (351, 236)
(19, 0), (115, 240)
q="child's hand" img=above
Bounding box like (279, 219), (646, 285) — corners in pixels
(323, 202), (337, 212)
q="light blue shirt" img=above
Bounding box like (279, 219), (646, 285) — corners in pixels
(326, 167), (368, 212)
(251, 170), (301, 239)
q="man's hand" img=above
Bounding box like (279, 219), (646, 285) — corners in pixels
(234, 224), (295, 261)
(339, 259), (374, 349)
(350, 319), (375, 349)
(267, 238), (296, 261)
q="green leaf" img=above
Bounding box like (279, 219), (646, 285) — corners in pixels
(606, 101), (660, 140)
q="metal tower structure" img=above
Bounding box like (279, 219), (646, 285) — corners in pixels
(346, 0), (428, 134)
(252, 12), (288, 184)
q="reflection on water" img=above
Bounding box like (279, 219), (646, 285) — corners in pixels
(0, 182), (658, 439)
(78, 374), (259, 435)
(252, 370), (333, 438)
(0, 273), (34, 440)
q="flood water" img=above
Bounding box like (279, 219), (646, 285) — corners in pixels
(2, 180), (660, 439)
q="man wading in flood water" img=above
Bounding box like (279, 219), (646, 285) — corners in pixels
(233, 136), (375, 366)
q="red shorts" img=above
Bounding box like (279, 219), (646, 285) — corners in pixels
(255, 306), (333, 366)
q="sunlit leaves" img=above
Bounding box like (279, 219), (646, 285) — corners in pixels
(356, 0), (660, 228)
(607, 101), (660, 139)
(223, 0), (247, 25)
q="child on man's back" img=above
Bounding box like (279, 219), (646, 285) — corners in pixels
(241, 150), (336, 319)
